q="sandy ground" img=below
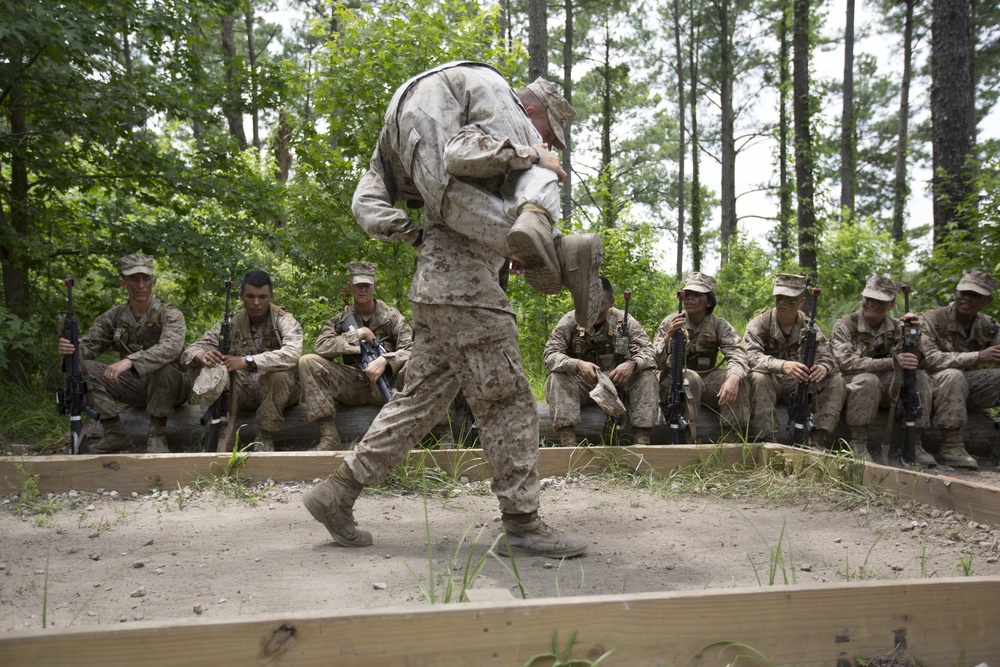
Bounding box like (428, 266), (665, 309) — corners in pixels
(2, 463), (999, 633)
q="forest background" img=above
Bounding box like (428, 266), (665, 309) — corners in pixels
(1, 0), (998, 447)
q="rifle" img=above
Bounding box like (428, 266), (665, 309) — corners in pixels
(203, 280), (234, 452)
(56, 276), (100, 455)
(343, 313), (393, 404)
(899, 283), (922, 466)
(662, 290), (691, 444)
(787, 286), (820, 446)
(610, 289), (632, 446)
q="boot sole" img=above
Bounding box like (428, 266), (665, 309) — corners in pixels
(506, 227), (562, 294)
(941, 456), (978, 470)
(303, 494), (371, 548)
(495, 543), (588, 559)
(566, 235), (603, 329)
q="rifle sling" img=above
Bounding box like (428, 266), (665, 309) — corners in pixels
(217, 373), (238, 453)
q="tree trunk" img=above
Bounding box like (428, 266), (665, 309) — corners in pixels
(689, 7), (703, 272)
(561, 0), (574, 222)
(246, 6), (261, 150)
(793, 0), (817, 276)
(892, 0), (916, 260)
(221, 16), (247, 150)
(778, 2), (793, 262)
(528, 0), (548, 83)
(840, 0), (856, 216)
(2, 75), (31, 383)
(674, 0), (687, 281)
(600, 17), (616, 229)
(931, 0), (974, 245)
(717, 0), (736, 266)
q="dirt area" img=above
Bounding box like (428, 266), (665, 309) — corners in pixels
(2, 459), (1000, 634)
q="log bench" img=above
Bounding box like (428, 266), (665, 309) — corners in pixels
(114, 402), (999, 457)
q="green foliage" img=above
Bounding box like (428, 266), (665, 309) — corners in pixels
(816, 215), (896, 308)
(715, 232), (778, 322)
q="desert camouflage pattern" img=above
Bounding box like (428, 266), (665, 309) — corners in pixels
(653, 313), (750, 439)
(744, 307), (845, 438)
(66, 298), (189, 419)
(183, 304), (302, 431)
(300, 299), (413, 421)
(542, 309), (659, 429)
(920, 303), (1000, 430)
(831, 311), (931, 429)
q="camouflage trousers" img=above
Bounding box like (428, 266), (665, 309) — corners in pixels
(660, 369), (750, 442)
(544, 368), (659, 430)
(843, 370), (932, 428)
(346, 303), (540, 515)
(928, 367), (1000, 430)
(187, 366), (299, 432)
(298, 354), (408, 422)
(84, 360), (190, 420)
(750, 371), (847, 439)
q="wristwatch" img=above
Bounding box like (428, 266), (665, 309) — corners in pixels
(245, 354), (257, 371)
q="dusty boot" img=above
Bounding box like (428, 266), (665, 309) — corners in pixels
(632, 428), (651, 445)
(312, 419), (342, 452)
(557, 234), (603, 330)
(556, 427), (576, 447)
(505, 205), (562, 294)
(807, 427), (830, 450)
(939, 429), (978, 469)
(145, 416), (170, 454)
(497, 512), (587, 559)
(912, 433), (938, 467)
(91, 417), (134, 454)
(845, 427), (872, 462)
(255, 430), (275, 452)
(303, 463), (373, 547)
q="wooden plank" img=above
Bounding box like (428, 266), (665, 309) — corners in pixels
(2, 578), (997, 666)
(864, 463), (1000, 528)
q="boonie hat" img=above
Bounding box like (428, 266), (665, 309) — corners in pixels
(192, 365), (228, 404)
(120, 253), (154, 277)
(773, 273), (807, 297)
(682, 272), (717, 294)
(347, 262), (377, 285)
(589, 371), (626, 417)
(956, 269), (999, 296)
(861, 275), (898, 302)
(524, 78), (576, 150)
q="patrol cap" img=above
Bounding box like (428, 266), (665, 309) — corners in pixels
(588, 371), (626, 417)
(347, 261), (377, 285)
(956, 269), (999, 296)
(192, 365), (228, 404)
(773, 273), (807, 297)
(120, 253), (154, 277)
(523, 78), (576, 150)
(682, 272), (717, 294)
(861, 274), (898, 302)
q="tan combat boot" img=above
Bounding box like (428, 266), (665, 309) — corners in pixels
(556, 427), (576, 447)
(558, 234), (604, 330)
(939, 429), (978, 469)
(91, 417), (134, 454)
(845, 427), (873, 462)
(255, 430), (275, 452)
(146, 416), (170, 454)
(312, 419), (342, 452)
(912, 433), (938, 467)
(303, 463), (373, 547)
(632, 428), (651, 445)
(497, 512), (588, 559)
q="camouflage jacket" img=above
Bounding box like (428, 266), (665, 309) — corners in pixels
(831, 311), (919, 376)
(920, 303), (1000, 372)
(652, 313), (749, 378)
(183, 303), (302, 373)
(744, 308), (837, 375)
(76, 298), (186, 377)
(312, 299), (413, 375)
(543, 308), (655, 374)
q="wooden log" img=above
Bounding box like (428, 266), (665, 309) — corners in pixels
(117, 402), (999, 456)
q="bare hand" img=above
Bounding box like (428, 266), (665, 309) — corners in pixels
(509, 259), (525, 275)
(665, 313), (686, 338)
(533, 143), (566, 182)
(577, 360), (601, 386)
(103, 358), (134, 386)
(808, 364), (829, 383)
(978, 345), (1000, 365)
(355, 327), (375, 343)
(781, 360), (811, 383)
(199, 350), (225, 367)
(57, 337), (78, 356)
(717, 374), (740, 406)
(607, 361), (636, 387)
(895, 351), (920, 370)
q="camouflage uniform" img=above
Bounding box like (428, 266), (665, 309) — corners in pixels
(70, 298), (190, 419)
(183, 304), (302, 433)
(920, 303), (1000, 428)
(830, 311), (932, 430)
(543, 308), (659, 433)
(346, 63), (550, 516)
(653, 313), (750, 441)
(299, 299), (413, 421)
(744, 309), (846, 439)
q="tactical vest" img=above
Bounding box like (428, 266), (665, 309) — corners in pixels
(110, 301), (168, 357)
(846, 312), (901, 359)
(569, 314), (620, 371)
(230, 305), (285, 356)
(335, 303), (400, 367)
(924, 305), (1000, 353)
(685, 316), (721, 372)
(757, 310), (803, 361)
